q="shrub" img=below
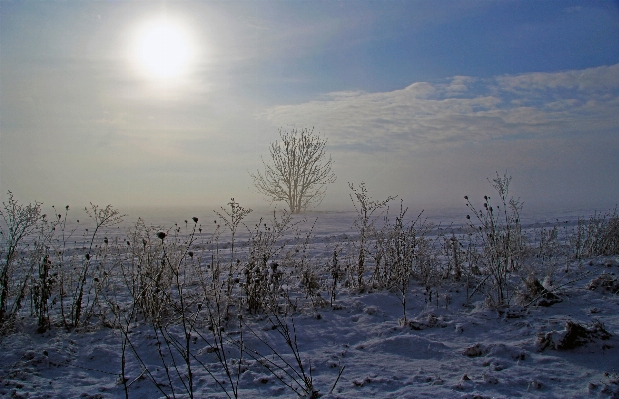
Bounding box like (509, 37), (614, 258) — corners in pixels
(242, 209), (297, 314)
(69, 203), (124, 328)
(0, 192), (44, 333)
(372, 200), (432, 322)
(464, 173), (527, 306)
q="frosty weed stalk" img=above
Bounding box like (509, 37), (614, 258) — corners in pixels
(348, 182), (395, 289)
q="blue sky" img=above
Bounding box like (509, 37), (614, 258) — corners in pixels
(1, 1), (619, 213)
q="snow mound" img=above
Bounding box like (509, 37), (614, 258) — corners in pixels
(361, 334), (448, 359)
(462, 342), (526, 361)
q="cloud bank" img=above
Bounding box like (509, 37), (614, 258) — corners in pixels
(263, 64), (619, 153)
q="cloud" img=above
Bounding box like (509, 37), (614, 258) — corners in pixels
(262, 64), (619, 153)
(495, 64), (619, 93)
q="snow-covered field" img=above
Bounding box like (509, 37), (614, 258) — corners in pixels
(1, 206), (619, 399)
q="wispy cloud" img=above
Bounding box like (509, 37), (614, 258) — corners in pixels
(262, 64), (619, 153)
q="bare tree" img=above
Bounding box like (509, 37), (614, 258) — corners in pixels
(251, 128), (336, 214)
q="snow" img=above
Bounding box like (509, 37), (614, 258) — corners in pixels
(1, 209), (619, 399)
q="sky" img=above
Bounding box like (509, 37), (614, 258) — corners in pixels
(1, 0), (619, 215)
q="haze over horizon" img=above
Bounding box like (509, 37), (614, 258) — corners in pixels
(2, 1), (619, 215)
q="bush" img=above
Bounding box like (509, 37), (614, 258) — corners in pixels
(464, 173), (527, 307)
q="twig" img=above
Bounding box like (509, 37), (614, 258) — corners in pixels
(127, 368), (148, 387)
(467, 273), (492, 301)
(330, 365), (345, 394)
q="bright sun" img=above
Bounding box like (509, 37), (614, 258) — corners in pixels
(131, 17), (195, 80)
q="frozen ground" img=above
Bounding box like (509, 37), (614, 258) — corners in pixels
(1, 209), (619, 399)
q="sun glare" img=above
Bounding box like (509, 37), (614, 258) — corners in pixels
(131, 17), (195, 80)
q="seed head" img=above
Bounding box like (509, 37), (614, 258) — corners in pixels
(192, 217), (198, 223)
(157, 232), (166, 240)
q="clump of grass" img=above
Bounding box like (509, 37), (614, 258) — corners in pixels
(571, 208), (619, 258)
